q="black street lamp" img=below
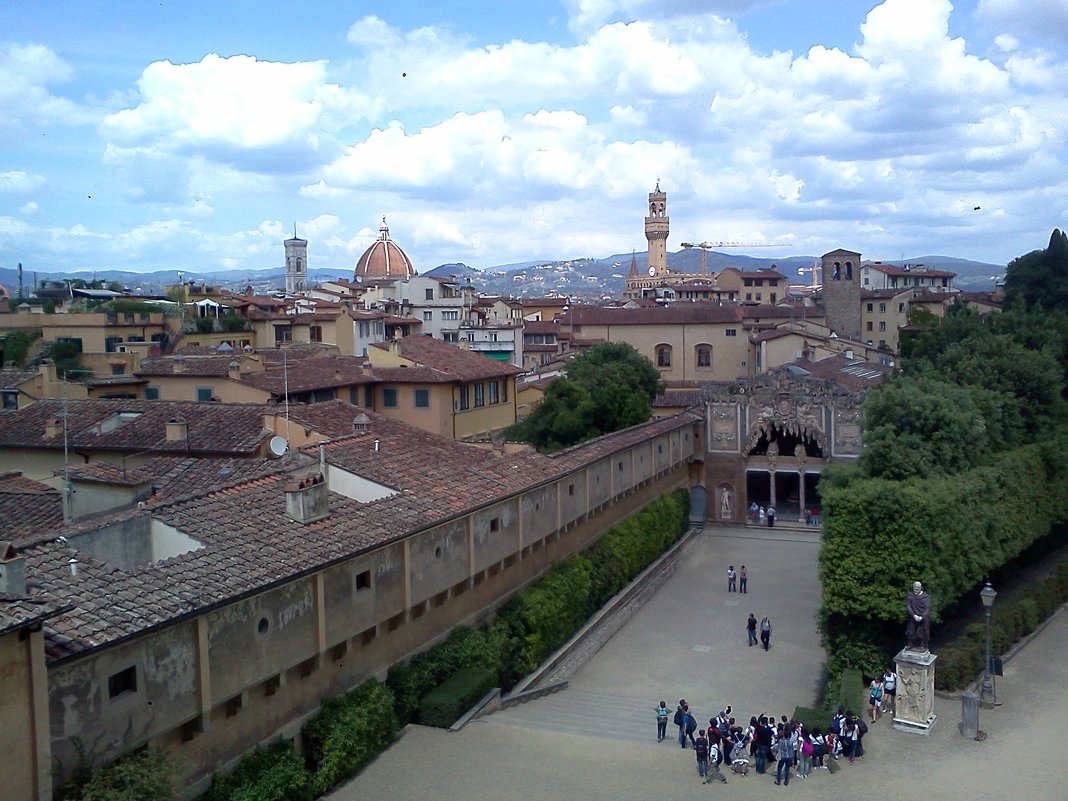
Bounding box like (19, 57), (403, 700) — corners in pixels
(979, 581), (997, 709)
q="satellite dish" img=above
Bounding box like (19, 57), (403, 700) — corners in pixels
(268, 436), (289, 458)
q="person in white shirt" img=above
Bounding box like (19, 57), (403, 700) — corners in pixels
(882, 666), (898, 717)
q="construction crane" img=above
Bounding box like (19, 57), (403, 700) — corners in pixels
(679, 240), (780, 274)
(797, 261), (822, 288)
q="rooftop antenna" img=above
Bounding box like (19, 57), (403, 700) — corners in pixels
(62, 374), (72, 519)
(293, 222), (297, 239)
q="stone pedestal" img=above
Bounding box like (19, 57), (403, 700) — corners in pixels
(893, 648), (937, 735)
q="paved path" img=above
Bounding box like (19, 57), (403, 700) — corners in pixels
(328, 525), (1068, 801)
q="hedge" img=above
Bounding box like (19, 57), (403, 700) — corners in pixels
(935, 557), (1068, 690)
(388, 489), (689, 725)
(55, 748), (173, 801)
(820, 435), (1068, 678)
(205, 741), (312, 801)
(419, 666), (498, 727)
(302, 679), (399, 796)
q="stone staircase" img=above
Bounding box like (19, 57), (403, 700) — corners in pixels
(487, 688), (660, 744)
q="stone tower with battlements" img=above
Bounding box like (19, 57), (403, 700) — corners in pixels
(645, 181), (670, 278)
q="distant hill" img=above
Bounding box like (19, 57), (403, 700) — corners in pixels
(0, 251), (1004, 299)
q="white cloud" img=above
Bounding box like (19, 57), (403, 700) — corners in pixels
(0, 171), (47, 194)
(0, 44), (95, 135)
(19, 201), (41, 216)
(100, 54), (359, 170)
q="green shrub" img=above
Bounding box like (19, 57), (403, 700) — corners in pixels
(830, 668), (867, 718)
(792, 706), (826, 730)
(205, 741), (311, 801)
(419, 666), (498, 728)
(303, 679), (398, 795)
(195, 316), (216, 333)
(56, 748), (174, 801)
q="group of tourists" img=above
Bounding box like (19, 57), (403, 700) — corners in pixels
(656, 700), (875, 786)
(867, 667), (898, 721)
(747, 502), (776, 527)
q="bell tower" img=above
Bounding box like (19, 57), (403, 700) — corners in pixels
(284, 225), (308, 294)
(645, 181), (670, 277)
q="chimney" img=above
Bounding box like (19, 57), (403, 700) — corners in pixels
(844, 349), (855, 360)
(166, 418), (188, 442)
(228, 360), (241, 380)
(172, 356), (186, 373)
(353, 412), (371, 433)
(285, 473), (329, 524)
(44, 418), (63, 439)
(0, 542), (25, 595)
(801, 341), (812, 362)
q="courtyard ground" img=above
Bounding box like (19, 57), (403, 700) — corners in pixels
(328, 525), (1068, 801)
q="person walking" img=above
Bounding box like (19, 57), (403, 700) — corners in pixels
(695, 730), (710, 781)
(655, 700), (670, 742)
(707, 738), (729, 784)
(767, 506), (776, 528)
(760, 614), (772, 651)
(747, 612), (758, 647)
(869, 676), (884, 722)
(759, 506), (766, 526)
(674, 700), (687, 748)
(727, 565), (737, 592)
(684, 705), (698, 748)
(882, 666), (897, 717)
(739, 565), (748, 593)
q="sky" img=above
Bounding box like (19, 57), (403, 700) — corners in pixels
(2, 0), (1067, 280)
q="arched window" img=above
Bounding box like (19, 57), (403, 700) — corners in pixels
(695, 344), (712, 369)
(845, 261), (852, 280)
(833, 262), (841, 280)
(656, 344), (672, 368)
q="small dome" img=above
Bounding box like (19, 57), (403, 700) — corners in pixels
(354, 217), (416, 281)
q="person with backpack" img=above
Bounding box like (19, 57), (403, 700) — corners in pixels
(694, 730), (710, 781)
(674, 700), (687, 748)
(882, 666), (898, 717)
(655, 700), (670, 742)
(684, 706), (698, 748)
(707, 737), (729, 784)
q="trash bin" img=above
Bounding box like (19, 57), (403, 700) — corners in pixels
(959, 692), (979, 739)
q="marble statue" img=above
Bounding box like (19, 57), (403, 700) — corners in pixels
(905, 581), (931, 651)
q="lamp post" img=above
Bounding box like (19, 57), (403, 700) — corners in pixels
(979, 581), (997, 709)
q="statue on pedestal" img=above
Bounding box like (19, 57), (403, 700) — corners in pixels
(905, 581), (931, 652)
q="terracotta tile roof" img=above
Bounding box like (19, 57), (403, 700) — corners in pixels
(0, 472), (65, 547)
(370, 337), (523, 382)
(0, 370), (38, 389)
(237, 358), (376, 395)
(861, 289), (911, 300)
(520, 297), (569, 308)
(865, 263), (956, 278)
(653, 388), (704, 408)
(0, 399), (270, 456)
(719, 267), (787, 280)
(524, 344), (559, 353)
(522, 320), (560, 334)
(740, 303), (815, 320)
(85, 374), (148, 387)
(136, 356), (235, 377)
(284, 400), (373, 438)
(0, 593), (70, 637)
(22, 407), (699, 663)
(779, 354), (891, 391)
(562, 304), (743, 326)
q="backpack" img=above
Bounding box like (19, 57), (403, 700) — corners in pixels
(830, 716), (842, 734)
(686, 714), (697, 734)
(857, 719), (869, 735)
(695, 739), (708, 759)
(674, 708), (684, 726)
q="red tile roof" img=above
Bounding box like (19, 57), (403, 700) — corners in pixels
(865, 263), (956, 278)
(370, 337), (523, 382)
(237, 358), (376, 395)
(0, 399), (270, 456)
(562, 303), (743, 326)
(0, 472), (64, 546)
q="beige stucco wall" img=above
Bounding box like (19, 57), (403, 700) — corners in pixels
(0, 628), (50, 801)
(574, 322), (749, 382)
(0, 311), (169, 355)
(141, 375), (270, 404)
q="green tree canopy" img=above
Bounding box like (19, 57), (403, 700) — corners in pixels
(507, 342), (665, 453)
(1004, 228), (1068, 312)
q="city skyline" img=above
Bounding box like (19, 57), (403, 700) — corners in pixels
(2, 0), (1066, 276)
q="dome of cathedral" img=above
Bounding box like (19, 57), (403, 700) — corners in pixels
(354, 218), (417, 281)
